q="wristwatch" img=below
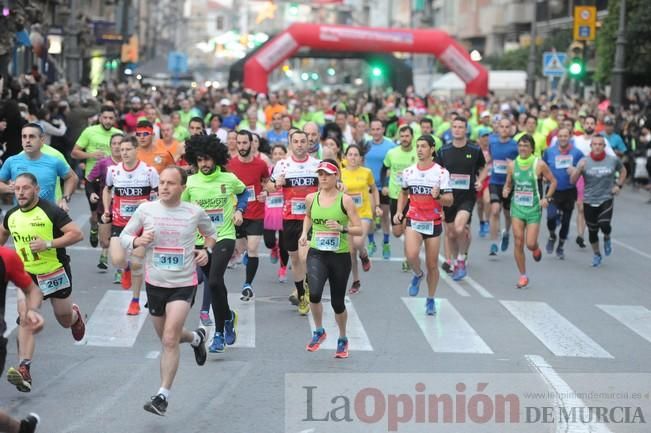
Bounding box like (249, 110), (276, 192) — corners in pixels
(63, 195), (71, 203)
(46, 240), (53, 249)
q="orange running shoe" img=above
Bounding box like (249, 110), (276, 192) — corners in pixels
(121, 268), (132, 290)
(516, 275), (529, 289)
(127, 300), (140, 316)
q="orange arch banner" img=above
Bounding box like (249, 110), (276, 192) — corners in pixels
(243, 24), (489, 96)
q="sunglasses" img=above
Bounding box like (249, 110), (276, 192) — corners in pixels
(135, 131), (151, 137)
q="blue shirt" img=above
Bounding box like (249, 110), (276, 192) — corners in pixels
(488, 134), (518, 185)
(0, 153), (70, 202)
(364, 137), (395, 186)
(222, 115), (241, 130)
(266, 129), (288, 146)
(601, 132), (627, 153)
(542, 144), (584, 191)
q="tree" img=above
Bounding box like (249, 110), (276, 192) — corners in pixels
(595, 0), (651, 85)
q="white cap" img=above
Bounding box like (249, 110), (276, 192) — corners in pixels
(500, 102), (510, 112)
(131, 96), (141, 104)
(220, 98), (231, 105)
(480, 110), (490, 118)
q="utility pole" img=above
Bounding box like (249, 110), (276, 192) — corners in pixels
(610, 0), (626, 111)
(525, 0), (538, 98)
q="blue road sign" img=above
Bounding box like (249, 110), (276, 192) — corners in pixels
(167, 52), (188, 75)
(542, 51), (567, 77)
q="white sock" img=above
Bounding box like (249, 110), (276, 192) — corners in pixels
(158, 387), (170, 399)
(191, 331), (201, 347)
(457, 254), (465, 263)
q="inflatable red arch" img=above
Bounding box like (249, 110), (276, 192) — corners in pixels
(243, 23), (489, 96)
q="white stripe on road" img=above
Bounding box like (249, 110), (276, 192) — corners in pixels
(439, 272), (470, 297)
(596, 304), (651, 344)
(526, 354), (615, 433)
(84, 290), (149, 347)
(611, 239), (651, 261)
(230, 293), (255, 348)
(402, 297), (493, 354)
(308, 296), (373, 351)
(3, 287), (18, 338)
(501, 301), (613, 358)
(438, 254), (493, 298)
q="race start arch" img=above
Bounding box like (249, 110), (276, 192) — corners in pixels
(243, 23), (489, 96)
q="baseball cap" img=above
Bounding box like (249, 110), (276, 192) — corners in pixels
(478, 127), (492, 138)
(315, 161), (338, 175)
(604, 116), (615, 125)
(131, 96), (141, 104)
(500, 103), (511, 112)
(480, 110), (490, 118)
(220, 98), (231, 105)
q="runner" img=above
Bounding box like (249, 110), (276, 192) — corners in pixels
(71, 106), (122, 247)
(393, 135), (453, 315)
(102, 136), (159, 315)
(183, 134), (248, 353)
(263, 145), (289, 283)
(475, 128), (492, 238)
(0, 173), (86, 392)
(268, 131), (320, 314)
(382, 125), (417, 271)
(135, 120), (176, 174)
(301, 159), (362, 358)
(119, 166), (212, 416)
(303, 122), (321, 158)
(227, 130), (269, 301)
(437, 117), (487, 281)
(502, 134), (557, 288)
(569, 135), (627, 267)
(341, 145), (381, 293)
(487, 118), (519, 256)
(541, 127), (583, 259)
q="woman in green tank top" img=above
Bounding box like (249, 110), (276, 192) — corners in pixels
(299, 159), (362, 359)
(502, 135), (557, 289)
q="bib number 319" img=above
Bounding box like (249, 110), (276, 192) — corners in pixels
(153, 247), (185, 271)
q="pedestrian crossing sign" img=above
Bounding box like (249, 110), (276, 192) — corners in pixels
(543, 51), (567, 77)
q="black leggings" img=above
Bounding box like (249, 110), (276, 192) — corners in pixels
(306, 249), (351, 314)
(263, 229), (289, 266)
(583, 199), (614, 245)
(547, 188), (577, 240)
(202, 239), (236, 332)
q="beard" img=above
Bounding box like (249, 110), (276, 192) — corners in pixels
(584, 127), (595, 135)
(239, 147), (251, 157)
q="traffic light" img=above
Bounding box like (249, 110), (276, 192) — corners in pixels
(288, 3), (299, 16)
(371, 67), (382, 77)
(567, 57), (585, 79)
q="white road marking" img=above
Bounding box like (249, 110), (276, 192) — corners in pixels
(596, 304), (651, 344)
(308, 296), (373, 351)
(403, 297), (493, 354)
(501, 301), (613, 358)
(230, 293), (255, 348)
(84, 290), (149, 347)
(438, 254), (493, 298)
(145, 351), (160, 359)
(611, 239), (651, 260)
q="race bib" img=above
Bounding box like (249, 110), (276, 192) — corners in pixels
(119, 199), (140, 217)
(449, 174), (471, 190)
(246, 185), (256, 202)
(315, 231), (340, 251)
(351, 194), (363, 208)
(411, 219), (434, 235)
(493, 160), (508, 174)
(514, 191), (534, 206)
(555, 155), (573, 169)
(36, 267), (71, 296)
(291, 199), (306, 215)
(266, 194), (284, 208)
(206, 209), (224, 227)
(152, 247), (185, 271)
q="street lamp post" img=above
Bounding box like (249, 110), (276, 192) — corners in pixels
(610, 0), (627, 111)
(525, 0), (538, 98)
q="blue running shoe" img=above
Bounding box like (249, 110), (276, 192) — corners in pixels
(240, 284), (254, 301)
(592, 254), (602, 267)
(452, 261), (467, 281)
(382, 243), (391, 260)
(425, 298), (436, 315)
(545, 237), (555, 255)
(224, 310), (238, 345)
(408, 272), (424, 297)
(335, 337), (349, 359)
(500, 230), (510, 252)
(367, 241), (377, 257)
(604, 239), (612, 256)
(489, 243), (498, 256)
(241, 252), (248, 266)
(306, 328), (327, 352)
(209, 332), (225, 353)
(479, 221), (489, 238)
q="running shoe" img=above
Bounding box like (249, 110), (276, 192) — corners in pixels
(97, 253), (108, 271)
(545, 237), (556, 255)
(121, 268), (131, 290)
(489, 243), (499, 256)
(113, 269), (122, 284)
(556, 245), (565, 260)
(209, 332), (225, 353)
(270, 245), (279, 264)
(227, 252), (241, 269)
(199, 310), (213, 326)
(298, 282), (310, 315)
(288, 287), (299, 305)
(401, 259), (410, 272)
(71, 304), (86, 341)
(240, 284), (254, 302)
(224, 310), (238, 346)
(516, 275), (529, 289)
(604, 238), (612, 256)
(349, 280), (361, 295)
(452, 261), (467, 281)
(89, 227), (98, 248)
(382, 243), (391, 259)
(7, 365), (31, 392)
(278, 266), (288, 283)
(425, 297), (436, 315)
(241, 251), (249, 266)
(334, 337), (349, 359)
(576, 236), (586, 248)
(126, 300), (140, 316)
(441, 260), (453, 274)
(479, 221), (489, 238)
(500, 230), (510, 252)
(367, 241), (377, 257)
(144, 394), (168, 416)
(192, 328), (207, 366)
(360, 254), (371, 272)
(408, 272), (424, 297)
(306, 328), (327, 352)
(532, 247), (542, 262)
(592, 253), (602, 267)
(18, 413), (40, 433)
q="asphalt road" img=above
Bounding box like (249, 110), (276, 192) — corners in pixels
(1, 188), (650, 433)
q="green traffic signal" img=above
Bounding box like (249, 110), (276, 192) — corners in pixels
(568, 57), (584, 78)
(371, 67), (382, 77)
